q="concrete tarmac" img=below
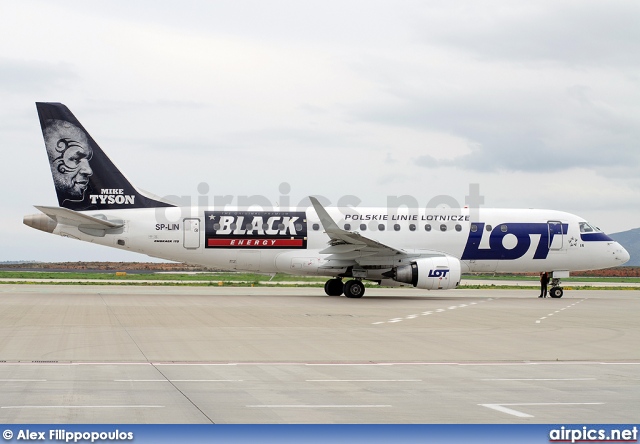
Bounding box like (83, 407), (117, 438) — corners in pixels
(0, 285), (638, 423)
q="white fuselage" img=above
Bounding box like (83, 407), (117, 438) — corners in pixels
(47, 206), (629, 276)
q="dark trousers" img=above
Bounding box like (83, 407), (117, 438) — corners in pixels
(540, 282), (547, 297)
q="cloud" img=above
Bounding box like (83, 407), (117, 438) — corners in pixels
(352, 73), (640, 175)
(0, 58), (78, 94)
(415, 1), (640, 68)
(3, 1), (640, 262)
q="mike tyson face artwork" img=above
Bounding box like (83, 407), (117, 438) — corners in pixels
(43, 119), (94, 202)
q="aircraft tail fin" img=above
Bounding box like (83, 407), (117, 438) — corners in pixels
(36, 102), (174, 211)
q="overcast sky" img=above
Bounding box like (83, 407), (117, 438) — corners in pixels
(1, 0), (639, 262)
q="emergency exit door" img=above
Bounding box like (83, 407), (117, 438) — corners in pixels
(183, 218), (200, 249)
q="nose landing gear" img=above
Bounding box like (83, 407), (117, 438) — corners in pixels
(549, 278), (564, 298)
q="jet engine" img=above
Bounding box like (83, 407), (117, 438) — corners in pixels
(385, 256), (461, 290)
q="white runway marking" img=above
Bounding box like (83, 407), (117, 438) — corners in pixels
(247, 405), (392, 408)
(600, 362), (640, 365)
(307, 379), (422, 382)
(171, 379), (244, 382)
(373, 298), (492, 325)
(0, 379), (47, 382)
(305, 363), (394, 366)
(114, 379), (167, 382)
(480, 404), (533, 418)
(1, 405), (164, 409)
(0, 361), (636, 368)
(154, 363), (238, 366)
(482, 378), (596, 381)
(536, 299), (586, 324)
(479, 402), (604, 418)
(114, 379), (244, 382)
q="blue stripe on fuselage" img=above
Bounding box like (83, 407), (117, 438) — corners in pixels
(580, 232), (613, 242)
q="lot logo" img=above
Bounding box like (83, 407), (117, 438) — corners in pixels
(462, 222), (568, 260)
(205, 211), (307, 249)
(428, 269), (449, 278)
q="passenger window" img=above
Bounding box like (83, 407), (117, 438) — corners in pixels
(278, 223), (285, 230)
(470, 224), (477, 232)
(409, 224), (416, 231)
(485, 224), (492, 232)
(455, 224), (462, 232)
(295, 223), (302, 231)
(501, 224), (507, 232)
(245, 223), (253, 230)
(213, 223), (220, 230)
(262, 223), (269, 230)
(230, 223), (237, 230)
(394, 224), (401, 231)
(344, 223), (351, 230)
(378, 224), (385, 231)
(312, 223), (320, 231)
(360, 224), (367, 231)
(425, 224), (431, 232)
(440, 224), (447, 232)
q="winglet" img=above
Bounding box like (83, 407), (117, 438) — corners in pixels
(309, 196), (342, 235)
(308, 196), (405, 255)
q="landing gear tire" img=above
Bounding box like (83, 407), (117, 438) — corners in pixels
(324, 278), (344, 296)
(550, 287), (564, 298)
(344, 280), (365, 298)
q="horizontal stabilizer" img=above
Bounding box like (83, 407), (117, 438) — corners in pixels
(34, 206), (123, 237)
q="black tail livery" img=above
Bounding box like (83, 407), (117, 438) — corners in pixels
(36, 102), (174, 211)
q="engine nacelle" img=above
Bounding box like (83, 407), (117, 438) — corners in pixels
(390, 256), (461, 290)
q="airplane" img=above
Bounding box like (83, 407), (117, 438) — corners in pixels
(24, 102), (630, 298)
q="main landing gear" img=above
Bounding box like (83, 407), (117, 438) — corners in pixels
(549, 278), (564, 298)
(323, 278), (365, 298)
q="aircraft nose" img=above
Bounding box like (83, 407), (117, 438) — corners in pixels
(614, 243), (630, 265)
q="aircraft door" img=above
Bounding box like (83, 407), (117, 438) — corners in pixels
(183, 218), (201, 249)
(547, 220), (565, 251)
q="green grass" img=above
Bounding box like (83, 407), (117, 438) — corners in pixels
(1, 271), (639, 290)
(0, 280), (327, 287)
(457, 284), (640, 290)
(461, 275), (640, 283)
(0, 271), (326, 282)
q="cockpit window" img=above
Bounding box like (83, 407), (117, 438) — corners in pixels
(579, 222), (601, 233)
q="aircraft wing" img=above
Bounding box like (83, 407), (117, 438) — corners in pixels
(309, 196), (406, 259)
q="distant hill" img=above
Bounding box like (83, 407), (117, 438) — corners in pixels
(0, 260), (39, 265)
(610, 228), (640, 266)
